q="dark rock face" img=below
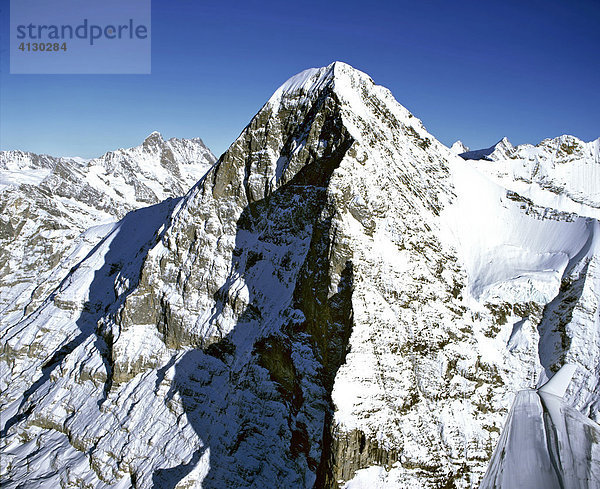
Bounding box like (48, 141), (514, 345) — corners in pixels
(115, 76), (362, 486)
(330, 429), (400, 483)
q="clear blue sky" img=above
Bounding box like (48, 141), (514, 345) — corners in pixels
(1, 0), (599, 158)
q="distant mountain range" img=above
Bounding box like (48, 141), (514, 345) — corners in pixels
(0, 134), (215, 339)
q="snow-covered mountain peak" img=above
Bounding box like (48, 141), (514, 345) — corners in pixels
(1, 64), (599, 489)
(0, 149), (62, 171)
(495, 136), (514, 155)
(271, 61), (370, 99)
(533, 134), (595, 158)
(84, 133), (216, 206)
(267, 61), (418, 128)
(146, 130), (163, 139)
(461, 134), (599, 164)
(450, 140), (469, 154)
(273, 64), (333, 98)
(141, 130), (165, 148)
(460, 134), (600, 218)
(264, 58), (441, 168)
(0, 135), (216, 330)
(460, 137), (514, 160)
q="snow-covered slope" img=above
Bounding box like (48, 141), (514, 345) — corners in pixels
(1, 63), (598, 489)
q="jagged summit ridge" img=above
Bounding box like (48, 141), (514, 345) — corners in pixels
(461, 134), (599, 163)
(0, 132), (216, 204)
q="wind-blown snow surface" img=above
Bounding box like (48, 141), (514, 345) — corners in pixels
(1, 62), (598, 489)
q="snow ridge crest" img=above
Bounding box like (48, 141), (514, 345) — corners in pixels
(268, 61), (376, 107)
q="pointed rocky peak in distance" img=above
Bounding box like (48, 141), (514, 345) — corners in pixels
(192, 136), (214, 154)
(139, 132), (217, 167)
(166, 136), (217, 164)
(92, 134), (161, 167)
(459, 137), (514, 161)
(493, 136), (515, 158)
(141, 131), (165, 151)
(98, 131), (215, 169)
(450, 140), (470, 154)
